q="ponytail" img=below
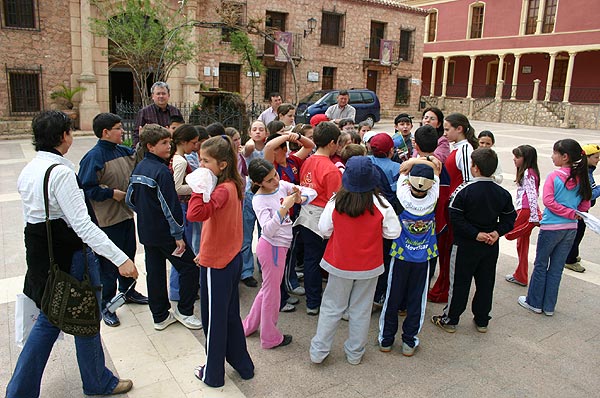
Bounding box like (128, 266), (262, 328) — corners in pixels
(445, 113), (478, 149)
(553, 139), (592, 201)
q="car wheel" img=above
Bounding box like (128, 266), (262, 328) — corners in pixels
(364, 115), (376, 128)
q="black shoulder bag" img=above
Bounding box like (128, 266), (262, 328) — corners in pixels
(40, 164), (101, 337)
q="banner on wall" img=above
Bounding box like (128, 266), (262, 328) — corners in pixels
(274, 31), (293, 62)
(380, 39), (394, 66)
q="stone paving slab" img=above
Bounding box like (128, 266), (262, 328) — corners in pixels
(1, 120), (599, 398)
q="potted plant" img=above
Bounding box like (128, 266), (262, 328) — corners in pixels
(50, 84), (86, 109)
(50, 84), (86, 126)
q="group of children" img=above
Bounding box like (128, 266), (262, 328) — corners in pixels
(84, 106), (597, 387)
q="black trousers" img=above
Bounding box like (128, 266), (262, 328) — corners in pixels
(565, 218), (586, 264)
(443, 241), (499, 327)
(144, 241), (199, 323)
(99, 219), (137, 306)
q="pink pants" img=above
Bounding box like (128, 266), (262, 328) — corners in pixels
(242, 238), (287, 349)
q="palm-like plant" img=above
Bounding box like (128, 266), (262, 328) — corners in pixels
(50, 84), (86, 109)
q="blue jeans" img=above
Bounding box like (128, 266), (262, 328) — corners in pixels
(241, 191), (261, 279)
(526, 228), (577, 313)
(7, 248), (118, 397)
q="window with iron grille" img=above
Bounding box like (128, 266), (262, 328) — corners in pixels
(320, 12), (344, 47)
(395, 78), (410, 105)
(2, 0), (37, 29)
(427, 10), (437, 42)
(525, 0), (539, 34)
(220, 2), (246, 42)
(469, 4), (484, 39)
(7, 67), (42, 114)
(399, 29), (414, 62)
(542, 0), (557, 33)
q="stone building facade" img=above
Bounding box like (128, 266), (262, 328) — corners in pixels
(0, 0), (427, 132)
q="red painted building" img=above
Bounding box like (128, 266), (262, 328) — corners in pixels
(403, 0), (600, 105)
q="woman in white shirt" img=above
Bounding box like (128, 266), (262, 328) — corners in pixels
(7, 111), (138, 397)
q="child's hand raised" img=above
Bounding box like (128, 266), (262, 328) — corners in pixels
(281, 193), (297, 210)
(289, 186), (303, 203)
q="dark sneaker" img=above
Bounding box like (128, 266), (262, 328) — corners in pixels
(241, 276), (258, 287)
(274, 334), (292, 348)
(124, 289), (149, 305)
(102, 308), (120, 327)
(431, 315), (456, 333)
(193, 365), (205, 381)
(110, 379), (133, 395)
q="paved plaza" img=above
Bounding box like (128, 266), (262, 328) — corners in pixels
(0, 120), (599, 397)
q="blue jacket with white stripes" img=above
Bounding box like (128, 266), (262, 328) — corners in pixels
(126, 152), (184, 246)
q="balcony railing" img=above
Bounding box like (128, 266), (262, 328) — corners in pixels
(256, 32), (303, 59)
(363, 38), (409, 64)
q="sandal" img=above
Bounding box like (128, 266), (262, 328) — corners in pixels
(193, 365), (205, 381)
(505, 274), (527, 287)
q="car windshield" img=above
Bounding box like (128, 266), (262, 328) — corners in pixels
(299, 91), (327, 104)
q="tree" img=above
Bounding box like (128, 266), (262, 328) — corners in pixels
(90, 0), (197, 106)
(228, 30), (264, 119)
(216, 5), (301, 105)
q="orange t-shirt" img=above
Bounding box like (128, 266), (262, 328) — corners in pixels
(187, 181), (242, 269)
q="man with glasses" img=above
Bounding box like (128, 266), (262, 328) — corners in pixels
(79, 113), (149, 328)
(133, 82), (182, 147)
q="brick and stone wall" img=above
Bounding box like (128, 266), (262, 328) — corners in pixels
(0, 0), (72, 119)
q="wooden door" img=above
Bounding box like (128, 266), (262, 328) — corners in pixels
(322, 67), (335, 90)
(367, 70), (378, 93)
(219, 64), (241, 93)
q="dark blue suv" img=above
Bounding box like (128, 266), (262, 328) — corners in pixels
(295, 89), (381, 126)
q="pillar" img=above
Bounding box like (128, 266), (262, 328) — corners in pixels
(77, 0), (100, 130)
(544, 52), (557, 102)
(430, 57), (438, 96)
(495, 80), (505, 102)
(536, 0), (547, 34)
(531, 79), (541, 104)
(511, 54), (521, 100)
(495, 54), (506, 99)
(182, 4), (200, 103)
(562, 52), (577, 103)
(441, 56), (450, 98)
(467, 55), (476, 99)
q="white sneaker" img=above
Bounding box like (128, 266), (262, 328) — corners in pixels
(291, 286), (305, 296)
(173, 307), (203, 330)
(154, 311), (177, 331)
(517, 296), (541, 314)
